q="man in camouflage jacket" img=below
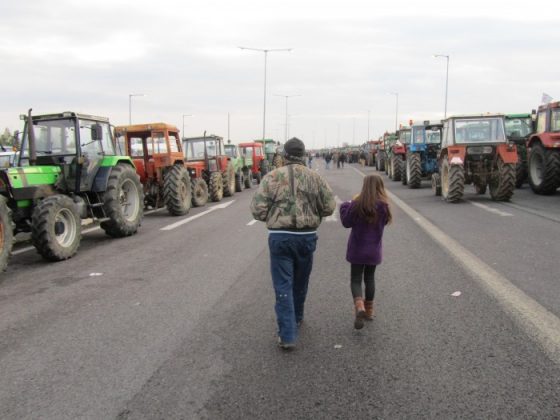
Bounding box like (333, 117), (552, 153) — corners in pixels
(250, 137), (335, 350)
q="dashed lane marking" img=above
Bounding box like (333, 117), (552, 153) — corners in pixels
(247, 219), (258, 226)
(160, 200), (235, 231)
(469, 201), (513, 217)
(350, 166), (560, 365)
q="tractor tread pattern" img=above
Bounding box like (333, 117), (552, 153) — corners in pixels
(223, 163), (236, 197)
(529, 145), (560, 194)
(407, 153), (422, 189)
(191, 178), (209, 207)
(209, 172), (224, 202)
(490, 160), (516, 201)
(391, 156), (402, 181)
(446, 165), (465, 202)
(163, 165), (192, 216)
(0, 196), (15, 271)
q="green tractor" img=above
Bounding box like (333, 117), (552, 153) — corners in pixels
(504, 113), (535, 188)
(224, 141), (250, 192)
(0, 110), (144, 265)
(255, 138), (283, 172)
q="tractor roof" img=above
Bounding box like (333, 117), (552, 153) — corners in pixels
(24, 111), (110, 123)
(238, 142), (263, 147)
(537, 101), (560, 112)
(184, 135), (223, 142)
(446, 113), (505, 120)
(506, 113), (532, 119)
(114, 123), (179, 133)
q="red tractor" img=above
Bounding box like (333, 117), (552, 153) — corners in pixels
(527, 102), (560, 194)
(239, 141), (266, 184)
(114, 123), (192, 215)
(183, 134), (236, 202)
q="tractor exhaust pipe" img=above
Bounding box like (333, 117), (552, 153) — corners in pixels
(27, 108), (37, 166)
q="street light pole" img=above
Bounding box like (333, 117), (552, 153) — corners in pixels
(182, 114), (193, 140)
(239, 47), (292, 140)
(129, 93), (144, 125)
(389, 93), (399, 131)
(367, 110), (370, 141)
(433, 54), (450, 118)
(273, 94), (301, 142)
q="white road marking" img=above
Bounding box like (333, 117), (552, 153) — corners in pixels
(325, 195), (342, 222)
(247, 219), (258, 226)
(11, 246), (34, 256)
(160, 200), (235, 231)
(469, 201), (513, 217)
(350, 165), (560, 365)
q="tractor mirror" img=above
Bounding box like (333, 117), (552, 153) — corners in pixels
(91, 123), (103, 141)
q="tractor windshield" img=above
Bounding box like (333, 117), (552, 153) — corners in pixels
(20, 118), (77, 163)
(184, 140), (206, 161)
(426, 128), (441, 144)
(241, 146), (253, 158)
(505, 117), (533, 138)
(79, 119), (115, 157)
(551, 109), (560, 132)
(399, 130), (411, 144)
(224, 145), (236, 158)
(454, 118), (506, 144)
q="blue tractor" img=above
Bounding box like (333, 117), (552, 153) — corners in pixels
(404, 121), (443, 188)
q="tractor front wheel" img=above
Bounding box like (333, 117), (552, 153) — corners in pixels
(391, 156), (402, 181)
(223, 163), (236, 197)
(31, 195), (81, 261)
(101, 164), (143, 237)
(489, 158), (516, 201)
(209, 172), (224, 202)
(235, 170), (244, 192)
(431, 173), (441, 196)
(407, 153), (422, 189)
(441, 159), (464, 203)
(191, 177), (208, 207)
(0, 196), (14, 271)
(164, 165), (192, 216)
(528, 143), (560, 195)
(244, 170), (252, 189)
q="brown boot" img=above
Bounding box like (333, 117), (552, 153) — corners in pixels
(354, 297), (366, 330)
(364, 300), (375, 320)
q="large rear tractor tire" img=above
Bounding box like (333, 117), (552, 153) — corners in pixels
(209, 172), (224, 202)
(223, 163), (236, 197)
(391, 156), (402, 181)
(31, 195), (81, 261)
(191, 177), (208, 207)
(489, 158), (516, 201)
(407, 153), (422, 189)
(528, 143), (560, 195)
(431, 173), (441, 196)
(101, 164), (143, 237)
(244, 170), (252, 189)
(441, 159), (464, 203)
(164, 165), (192, 216)
(0, 196), (14, 272)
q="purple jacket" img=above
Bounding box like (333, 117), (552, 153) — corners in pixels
(340, 200), (388, 265)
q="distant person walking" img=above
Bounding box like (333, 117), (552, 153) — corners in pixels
(325, 152), (332, 169)
(251, 138), (335, 350)
(340, 174), (392, 329)
(339, 152), (346, 168)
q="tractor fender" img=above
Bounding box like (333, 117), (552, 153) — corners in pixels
(92, 160), (135, 192)
(446, 146), (466, 166)
(496, 144), (518, 164)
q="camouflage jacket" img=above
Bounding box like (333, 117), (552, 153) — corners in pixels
(250, 162), (335, 230)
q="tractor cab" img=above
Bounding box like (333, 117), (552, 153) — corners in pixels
(505, 113), (535, 145)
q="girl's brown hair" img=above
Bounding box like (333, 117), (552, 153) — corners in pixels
(353, 174), (393, 224)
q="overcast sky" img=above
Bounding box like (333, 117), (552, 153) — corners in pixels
(1, 0), (559, 149)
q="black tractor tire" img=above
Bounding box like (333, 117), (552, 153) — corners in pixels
(244, 170), (252, 189)
(164, 165), (192, 216)
(260, 160), (270, 176)
(515, 160), (527, 188)
(0, 196), (14, 272)
(431, 173), (442, 196)
(441, 159), (464, 203)
(384, 156), (388, 175)
(191, 177), (209, 207)
(255, 171), (262, 184)
(528, 143), (560, 195)
(407, 153), (422, 189)
(401, 158), (407, 185)
(31, 195), (81, 261)
(391, 156), (402, 181)
(223, 163), (236, 197)
(209, 172), (224, 202)
(235, 170), (244, 192)
(101, 164), (144, 237)
(489, 158), (516, 201)
(475, 183), (487, 195)
(377, 154), (385, 172)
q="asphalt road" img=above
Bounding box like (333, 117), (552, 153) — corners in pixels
(1, 161), (559, 419)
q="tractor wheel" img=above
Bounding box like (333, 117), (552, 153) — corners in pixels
(475, 183), (487, 195)
(528, 143), (560, 195)
(387, 159), (393, 179)
(431, 173), (441, 196)
(101, 164), (143, 237)
(489, 158), (516, 201)
(255, 171), (262, 184)
(31, 195), (81, 261)
(164, 165), (192, 216)
(379, 156), (385, 172)
(391, 156), (402, 181)
(223, 163), (236, 197)
(235, 170), (244, 192)
(384, 156), (389, 175)
(191, 177), (208, 207)
(407, 153), (422, 189)
(244, 171), (252, 189)
(441, 159), (464, 203)
(515, 159), (527, 188)
(273, 154), (283, 169)
(401, 158), (407, 185)
(209, 172), (224, 202)
(0, 196), (14, 272)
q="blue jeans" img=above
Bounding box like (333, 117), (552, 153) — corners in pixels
(268, 232), (318, 343)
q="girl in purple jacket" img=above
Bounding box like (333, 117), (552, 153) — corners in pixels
(340, 174), (392, 329)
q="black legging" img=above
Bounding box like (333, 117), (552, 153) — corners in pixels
(350, 264), (376, 301)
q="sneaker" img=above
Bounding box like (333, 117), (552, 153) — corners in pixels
(277, 337), (296, 351)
